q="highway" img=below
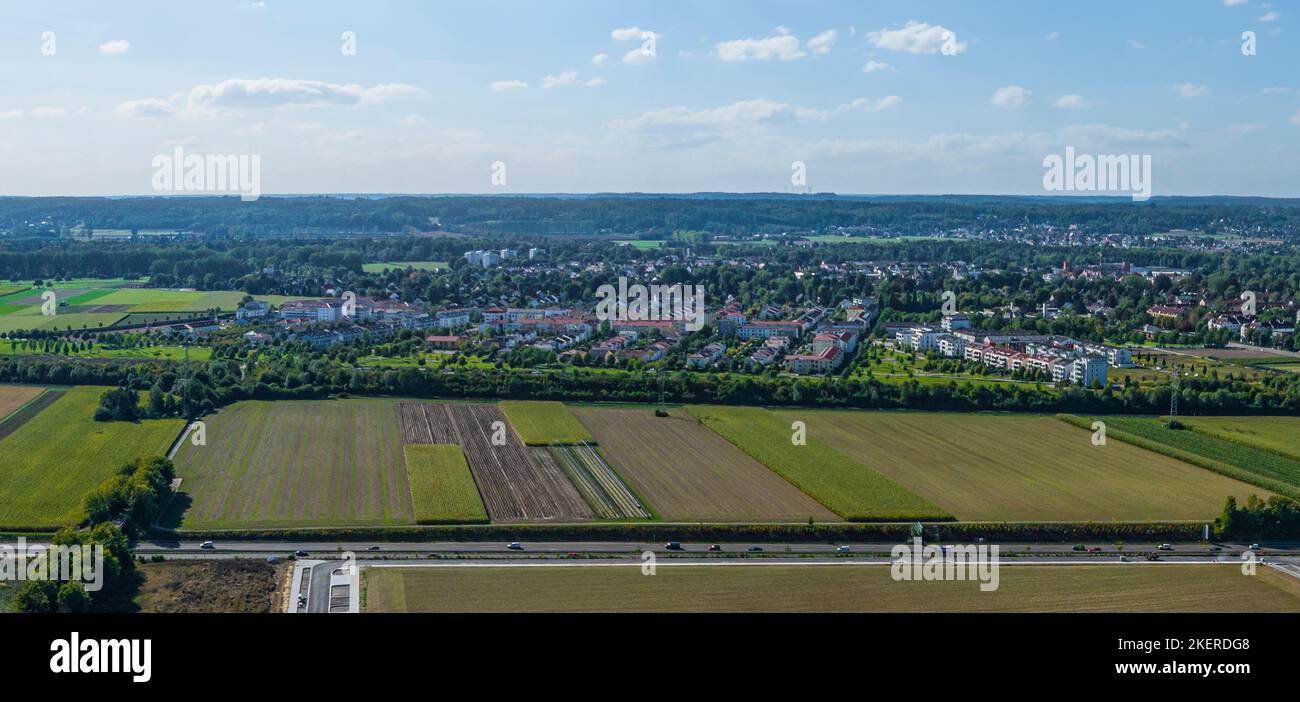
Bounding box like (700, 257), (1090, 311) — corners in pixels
(132, 539), (1300, 559)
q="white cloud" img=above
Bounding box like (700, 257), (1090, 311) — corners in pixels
(867, 21), (967, 55)
(1260, 86), (1292, 95)
(623, 47), (656, 64)
(116, 98), (178, 117)
(1223, 0), (1248, 6)
(98, 39), (130, 55)
(0, 110), (22, 119)
(1260, 11), (1280, 21)
(613, 27), (658, 64)
(543, 72), (579, 88)
(171, 78), (419, 116)
(1173, 82), (1209, 98)
(1229, 122), (1267, 134)
(606, 98), (793, 147)
(1045, 31), (1060, 40)
(538, 71), (603, 89)
(796, 96), (903, 122)
(807, 30), (837, 55)
(591, 53), (608, 66)
(716, 34), (805, 62)
(862, 60), (893, 74)
(490, 80), (528, 93)
(30, 107), (68, 118)
(399, 114), (426, 127)
(1054, 94), (1085, 109)
(991, 85), (1031, 108)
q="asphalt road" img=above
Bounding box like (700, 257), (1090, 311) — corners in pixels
(134, 539), (1300, 559)
(307, 561), (345, 614)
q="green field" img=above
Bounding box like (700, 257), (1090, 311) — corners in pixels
(0, 387), (185, 529)
(171, 399), (412, 528)
(686, 405), (949, 521)
(1080, 415), (1300, 498)
(614, 240), (666, 250)
(498, 400), (595, 445)
(1181, 416), (1300, 460)
(777, 410), (1264, 522)
(362, 261), (449, 273)
(403, 444), (489, 524)
(364, 564), (1300, 613)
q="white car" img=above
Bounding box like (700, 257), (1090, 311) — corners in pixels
(199, 541), (215, 549)
(836, 545), (852, 553)
(507, 542), (523, 550)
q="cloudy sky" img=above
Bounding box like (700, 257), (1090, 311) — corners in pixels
(0, 0), (1297, 197)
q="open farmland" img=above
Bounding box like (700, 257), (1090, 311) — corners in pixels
(172, 399), (412, 528)
(364, 564), (1300, 613)
(573, 407), (838, 522)
(1180, 416), (1300, 461)
(1079, 415), (1300, 498)
(0, 385), (44, 421)
(547, 444), (650, 519)
(777, 410), (1265, 522)
(403, 444), (489, 524)
(399, 402), (593, 521)
(686, 406), (948, 521)
(498, 400), (594, 445)
(0, 386), (184, 529)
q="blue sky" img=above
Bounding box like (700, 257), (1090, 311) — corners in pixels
(0, 0), (1296, 196)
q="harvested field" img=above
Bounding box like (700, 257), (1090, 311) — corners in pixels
(0, 385), (44, 422)
(573, 407), (838, 522)
(399, 402), (593, 522)
(364, 564), (1300, 613)
(548, 444), (651, 519)
(781, 410), (1266, 522)
(172, 399), (412, 528)
(0, 388), (62, 443)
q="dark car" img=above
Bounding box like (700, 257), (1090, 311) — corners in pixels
(707, 544), (722, 552)
(665, 542), (682, 550)
(746, 546), (763, 553)
(294, 550), (309, 557)
(1087, 547), (1103, 553)
(367, 546), (381, 551)
(1071, 544), (1086, 551)
(1146, 554), (1160, 561)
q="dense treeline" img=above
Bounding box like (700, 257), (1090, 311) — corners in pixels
(4, 195), (1300, 238)
(1214, 495), (1300, 540)
(5, 351), (1300, 417)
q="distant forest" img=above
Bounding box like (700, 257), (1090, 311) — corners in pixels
(3, 194), (1300, 238)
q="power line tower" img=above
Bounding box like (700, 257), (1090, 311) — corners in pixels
(1168, 369), (1179, 422)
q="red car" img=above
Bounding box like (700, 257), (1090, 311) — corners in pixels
(1088, 547), (1103, 553)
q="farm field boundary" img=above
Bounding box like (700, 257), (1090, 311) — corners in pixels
(686, 405), (950, 521)
(1058, 414), (1299, 499)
